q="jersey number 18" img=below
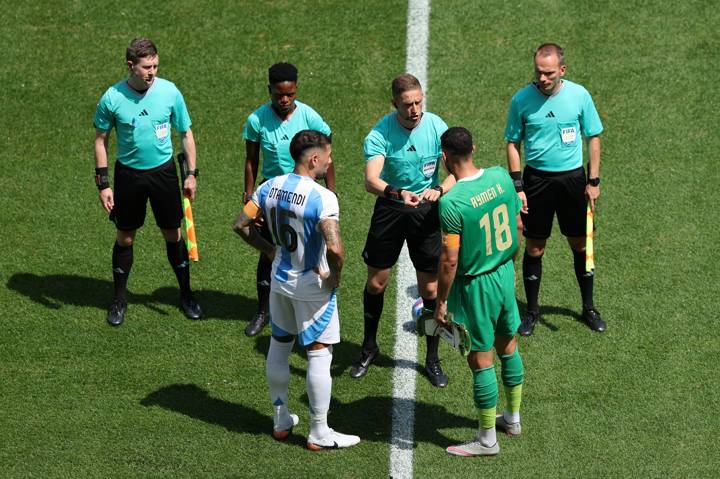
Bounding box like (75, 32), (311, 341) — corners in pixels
(478, 204), (512, 255)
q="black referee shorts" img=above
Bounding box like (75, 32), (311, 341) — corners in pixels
(112, 159), (183, 231)
(522, 165), (586, 239)
(362, 197), (440, 273)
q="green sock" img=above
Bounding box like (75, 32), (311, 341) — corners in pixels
(472, 366), (498, 431)
(504, 384), (522, 422)
(499, 348), (524, 422)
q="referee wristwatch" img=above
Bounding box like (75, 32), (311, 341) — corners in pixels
(587, 177), (600, 187)
(187, 168), (199, 178)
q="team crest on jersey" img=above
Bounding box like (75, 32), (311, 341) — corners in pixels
(422, 158), (437, 178)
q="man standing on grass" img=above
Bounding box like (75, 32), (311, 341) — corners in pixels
(233, 130), (359, 450)
(350, 73), (455, 388)
(93, 38), (201, 326)
(242, 63), (334, 337)
(435, 127), (524, 457)
(505, 43), (606, 335)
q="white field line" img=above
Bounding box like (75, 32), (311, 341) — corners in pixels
(389, 1), (430, 478)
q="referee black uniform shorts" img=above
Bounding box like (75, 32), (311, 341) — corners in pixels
(522, 165), (586, 239)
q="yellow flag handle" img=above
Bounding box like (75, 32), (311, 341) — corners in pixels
(585, 204), (594, 272)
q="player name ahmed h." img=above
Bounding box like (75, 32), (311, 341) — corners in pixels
(469, 183), (505, 208)
(267, 187), (307, 206)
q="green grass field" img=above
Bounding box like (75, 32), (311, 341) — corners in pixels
(1, 0), (718, 477)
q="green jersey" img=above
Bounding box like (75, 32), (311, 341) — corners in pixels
(364, 112), (448, 199)
(93, 78), (192, 170)
(439, 166), (521, 276)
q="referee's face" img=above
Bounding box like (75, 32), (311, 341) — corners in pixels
(128, 55), (158, 89)
(534, 53), (565, 96)
(393, 89), (423, 128)
(269, 81), (297, 117)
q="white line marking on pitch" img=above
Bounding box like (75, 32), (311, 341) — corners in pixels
(390, 1), (430, 478)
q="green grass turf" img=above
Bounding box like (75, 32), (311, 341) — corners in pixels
(1, 0), (718, 477)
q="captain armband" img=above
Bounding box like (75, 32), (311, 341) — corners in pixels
(239, 200), (260, 227)
(510, 171), (523, 192)
(442, 233), (461, 249)
(383, 184), (404, 200)
(95, 167), (110, 190)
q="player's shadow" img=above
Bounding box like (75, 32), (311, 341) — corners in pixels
(139, 384), (475, 448)
(6, 272), (254, 321)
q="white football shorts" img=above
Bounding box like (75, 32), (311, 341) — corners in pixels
(269, 289), (340, 347)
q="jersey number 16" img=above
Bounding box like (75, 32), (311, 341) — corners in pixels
(269, 207), (298, 252)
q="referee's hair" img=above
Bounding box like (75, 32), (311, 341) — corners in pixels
(391, 73), (422, 98)
(269, 62), (298, 85)
(126, 38), (158, 63)
(535, 43), (565, 66)
(441, 127), (473, 158)
(290, 130), (331, 162)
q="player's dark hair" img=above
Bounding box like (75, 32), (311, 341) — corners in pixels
(535, 43), (565, 66)
(290, 130), (331, 162)
(268, 62), (298, 85)
(391, 73), (422, 98)
(441, 127), (473, 157)
(126, 38), (158, 63)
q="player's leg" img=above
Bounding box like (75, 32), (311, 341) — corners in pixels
(519, 166), (556, 336)
(246, 219), (273, 336)
(352, 199), (405, 378)
(150, 160), (201, 319)
(558, 168), (605, 332)
(265, 291), (298, 440)
(107, 162), (147, 326)
(408, 202), (447, 387)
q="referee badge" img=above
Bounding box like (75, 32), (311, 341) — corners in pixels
(422, 158), (437, 178)
(560, 125), (577, 146)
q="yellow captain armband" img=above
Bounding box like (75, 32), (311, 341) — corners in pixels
(239, 201), (260, 226)
(442, 232), (461, 248)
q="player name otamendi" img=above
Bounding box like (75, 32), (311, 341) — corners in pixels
(469, 183), (505, 208)
(268, 187), (307, 206)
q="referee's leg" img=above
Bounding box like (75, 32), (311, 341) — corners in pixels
(161, 227), (202, 320)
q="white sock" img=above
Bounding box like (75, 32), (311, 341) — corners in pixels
(266, 337), (294, 426)
(503, 410), (520, 424)
(479, 426), (497, 447)
(307, 346), (333, 439)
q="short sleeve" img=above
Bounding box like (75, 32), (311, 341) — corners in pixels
(243, 112), (261, 142)
(306, 106), (332, 136)
(439, 197), (462, 235)
(504, 95), (524, 142)
(171, 89), (192, 132)
(363, 128), (386, 161)
(93, 91), (115, 131)
(580, 90), (603, 137)
(319, 190), (339, 221)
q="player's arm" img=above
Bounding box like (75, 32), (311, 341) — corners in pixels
(585, 135), (601, 211)
(365, 155), (420, 206)
(319, 218), (344, 288)
(232, 200), (274, 260)
(94, 129), (113, 213)
(434, 232), (460, 326)
(179, 128), (197, 200)
(420, 170), (457, 203)
(244, 140), (260, 204)
(506, 141), (527, 214)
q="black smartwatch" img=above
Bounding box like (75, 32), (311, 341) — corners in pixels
(187, 168), (199, 178)
(587, 177), (600, 187)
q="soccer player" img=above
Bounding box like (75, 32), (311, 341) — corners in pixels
(233, 130), (360, 450)
(93, 38), (201, 326)
(242, 62), (334, 337)
(435, 127), (524, 457)
(505, 43), (606, 335)
(350, 74), (455, 388)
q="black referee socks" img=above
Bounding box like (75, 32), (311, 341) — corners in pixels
(166, 240), (192, 300)
(362, 287), (384, 351)
(522, 251), (542, 314)
(573, 249), (594, 310)
(112, 242), (133, 301)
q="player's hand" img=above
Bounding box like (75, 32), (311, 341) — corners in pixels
(183, 176), (197, 200)
(585, 185), (600, 211)
(420, 188), (441, 203)
(433, 301), (448, 327)
(400, 189), (421, 207)
(253, 214), (265, 229)
(518, 191), (528, 214)
(99, 188), (114, 213)
(315, 267), (341, 288)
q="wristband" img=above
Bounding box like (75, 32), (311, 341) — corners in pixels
(383, 184), (403, 200)
(186, 168), (199, 178)
(510, 171), (523, 192)
(433, 185), (444, 196)
(587, 177), (600, 187)
(95, 167), (110, 190)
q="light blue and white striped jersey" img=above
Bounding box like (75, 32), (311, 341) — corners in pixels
(251, 173), (339, 300)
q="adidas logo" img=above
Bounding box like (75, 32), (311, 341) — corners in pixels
(407, 145), (416, 152)
(113, 267), (125, 274)
(139, 109), (149, 116)
(281, 134), (289, 141)
(545, 111), (555, 118)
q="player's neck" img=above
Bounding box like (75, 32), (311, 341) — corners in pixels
(452, 161), (480, 181)
(294, 164), (314, 179)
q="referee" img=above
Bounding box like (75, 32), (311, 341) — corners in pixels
(93, 38), (201, 326)
(505, 43), (606, 335)
(242, 63), (334, 337)
(350, 74), (455, 388)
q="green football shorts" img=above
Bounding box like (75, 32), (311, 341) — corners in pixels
(448, 259), (520, 352)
